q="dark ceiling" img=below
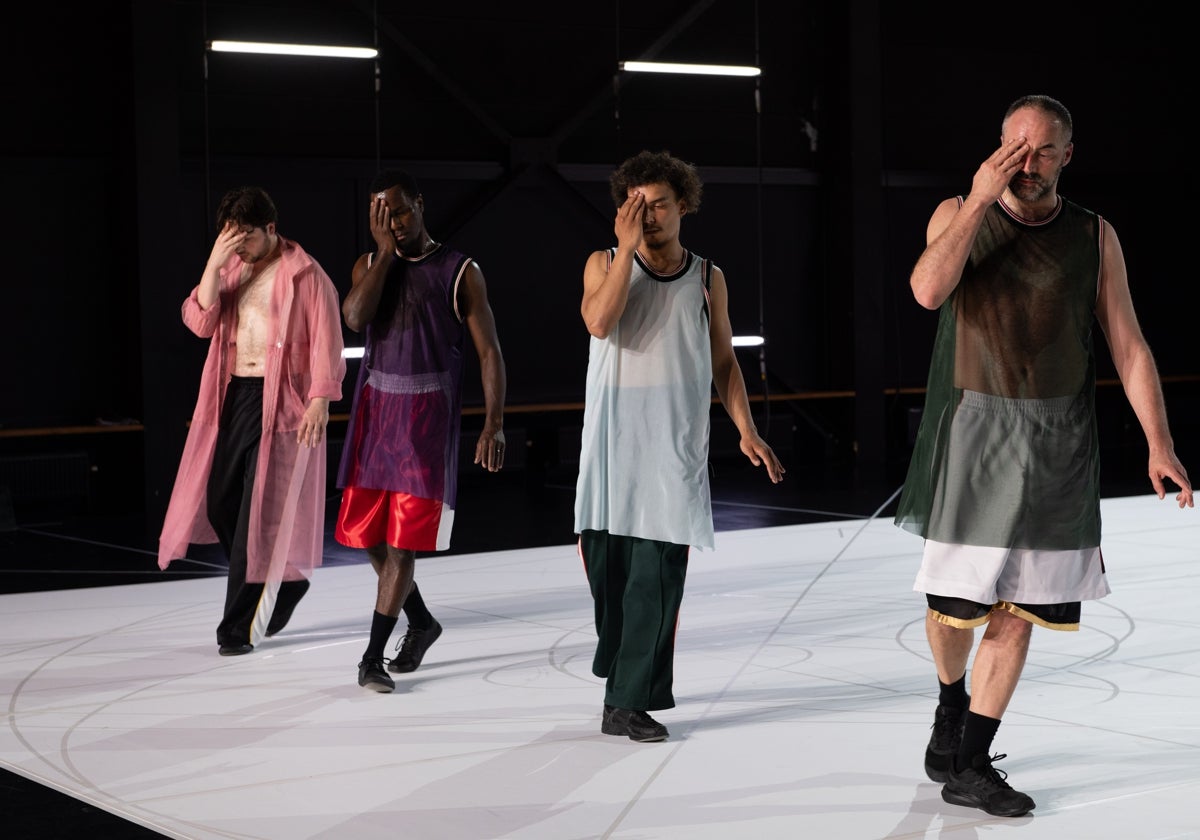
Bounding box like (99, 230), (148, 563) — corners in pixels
(9, 2), (1190, 176)
(5, 2), (822, 169)
(182, 0), (824, 168)
(4, 1), (1196, 434)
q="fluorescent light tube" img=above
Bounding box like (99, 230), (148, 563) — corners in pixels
(620, 61), (760, 77)
(209, 40), (378, 59)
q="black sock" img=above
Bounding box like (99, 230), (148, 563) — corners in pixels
(955, 711), (1001, 772)
(402, 582), (433, 629)
(938, 674), (969, 709)
(364, 610), (398, 659)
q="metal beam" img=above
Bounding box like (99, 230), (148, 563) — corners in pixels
(347, 0), (512, 148)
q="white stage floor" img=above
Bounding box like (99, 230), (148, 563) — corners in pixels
(2, 494), (1197, 839)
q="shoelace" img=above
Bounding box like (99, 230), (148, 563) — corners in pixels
(395, 627), (422, 653)
(931, 707), (963, 740)
(974, 753), (1014, 790)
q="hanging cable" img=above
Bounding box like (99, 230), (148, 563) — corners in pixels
(613, 0), (622, 157)
(202, 0), (212, 240)
(754, 0), (770, 439)
(373, 0), (381, 170)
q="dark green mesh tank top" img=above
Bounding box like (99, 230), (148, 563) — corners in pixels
(895, 196), (1102, 540)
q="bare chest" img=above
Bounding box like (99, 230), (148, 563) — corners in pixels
(233, 261), (280, 375)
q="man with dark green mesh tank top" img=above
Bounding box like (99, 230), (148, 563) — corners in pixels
(895, 94), (1193, 818)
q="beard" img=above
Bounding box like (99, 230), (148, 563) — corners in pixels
(238, 246), (269, 264)
(237, 233), (276, 265)
(1008, 165), (1061, 202)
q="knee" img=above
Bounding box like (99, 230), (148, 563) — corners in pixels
(985, 609), (1033, 643)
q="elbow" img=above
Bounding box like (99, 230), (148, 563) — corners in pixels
(194, 290), (218, 312)
(910, 282), (943, 311)
(913, 292), (942, 311)
(585, 320), (611, 340)
(581, 309), (611, 339)
(342, 307), (364, 333)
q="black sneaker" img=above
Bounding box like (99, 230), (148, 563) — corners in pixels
(942, 753), (1035, 817)
(388, 618), (443, 673)
(218, 643), (254, 656)
(601, 706), (668, 742)
(925, 700), (968, 782)
(357, 657), (395, 693)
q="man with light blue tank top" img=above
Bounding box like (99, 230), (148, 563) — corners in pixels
(575, 150), (785, 743)
(895, 95), (1193, 817)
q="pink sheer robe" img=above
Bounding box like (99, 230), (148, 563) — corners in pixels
(158, 237), (346, 585)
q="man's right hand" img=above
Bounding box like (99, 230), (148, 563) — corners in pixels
(967, 136), (1030, 207)
(206, 222), (245, 273)
(369, 194), (395, 254)
(614, 191), (645, 253)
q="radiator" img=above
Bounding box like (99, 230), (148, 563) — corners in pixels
(0, 451), (92, 501)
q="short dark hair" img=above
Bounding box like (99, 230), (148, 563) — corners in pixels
(215, 186), (277, 230)
(1003, 94), (1074, 141)
(370, 168), (420, 200)
(609, 150), (703, 212)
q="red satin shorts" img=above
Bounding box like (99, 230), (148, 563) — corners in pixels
(334, 486), (444, 551)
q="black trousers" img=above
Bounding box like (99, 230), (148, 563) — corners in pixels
(206, 376), (308, 647)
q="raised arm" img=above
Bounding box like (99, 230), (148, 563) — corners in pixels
(1095, 220), (1193, 507)
(342, 193), (397, 332)
(910, 137), (1031, 310)
(182, 224), (243, 337)
(196, 222), (245, 310)
(459, 260), (508, 472)
(581, 191), (644, 338)
(708, 266), (784, 483)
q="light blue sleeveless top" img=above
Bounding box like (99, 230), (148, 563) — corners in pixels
(574, 249), (716, 549)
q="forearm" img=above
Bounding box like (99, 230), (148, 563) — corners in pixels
(714, 358), (758, 438)
(1121, 346), (1176, 453)
(911, 197), (990, 310)
(581, 248), (634, 338)
(478, 351), (507, 430)
(196, 263), (224, 310)
(343, 254), (392, 331)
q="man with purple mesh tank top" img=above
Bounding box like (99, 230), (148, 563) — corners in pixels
(895, 94), (1192, 817)
(336, 169), (507, 693)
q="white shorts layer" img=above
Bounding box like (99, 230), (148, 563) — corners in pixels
(914, 538), (1111, 605)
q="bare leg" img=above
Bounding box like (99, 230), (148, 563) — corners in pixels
(967, 608), (1031, 719)
(923, 609), (975, 783)
(926, 609), (974, 684)
(355, 543), (414, 692)
(938, 608), (1037, 816)
(368, 543), (415, 617)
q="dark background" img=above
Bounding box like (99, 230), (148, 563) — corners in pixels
(1, 0), (1196, 535)
(1, 4), (1197, 836)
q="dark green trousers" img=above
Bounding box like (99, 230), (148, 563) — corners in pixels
(580, 529), (689, 711)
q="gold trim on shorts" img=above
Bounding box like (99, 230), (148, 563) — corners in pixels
(929, 600), (1080, 632)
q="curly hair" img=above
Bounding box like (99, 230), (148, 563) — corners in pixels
(609, 150), (703, 212)
(215, 186), (278, 230)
